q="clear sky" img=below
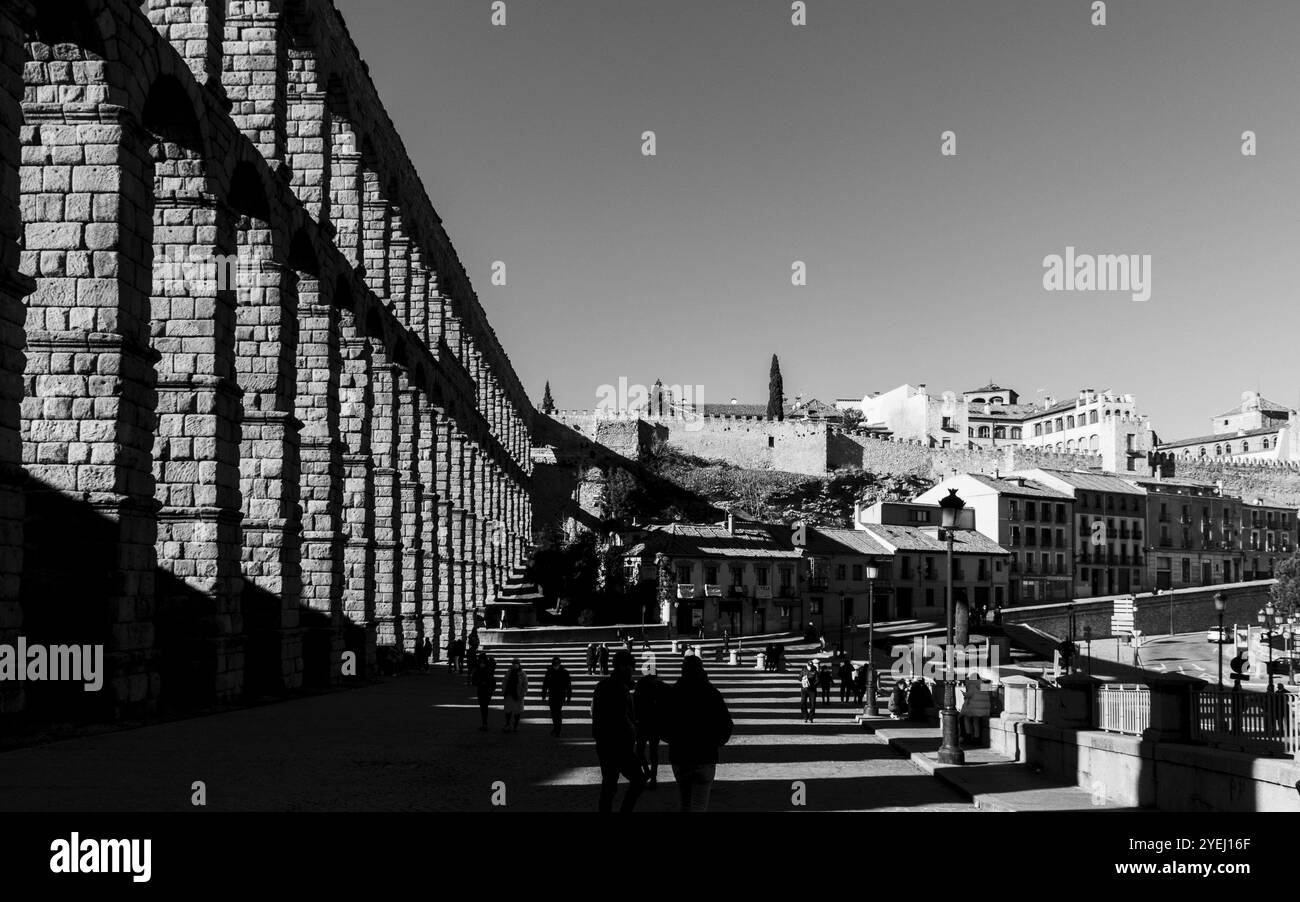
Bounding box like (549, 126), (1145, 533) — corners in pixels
(334, 0), (1300, 442)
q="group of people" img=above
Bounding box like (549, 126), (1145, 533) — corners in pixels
(446, 629), (480, 675)
(886, 674), (992, 739)
(796, 656), (870, 722)
(586, 642), (611, 675)
(594, 650), (734, 813)
(761, 643), (786, 672)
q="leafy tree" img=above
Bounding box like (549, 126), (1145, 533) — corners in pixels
(1271, 553), (1300, 618)
(540, 381), (555, 415)
(840, 407), (865, 429)
(767, 354), (784, 420)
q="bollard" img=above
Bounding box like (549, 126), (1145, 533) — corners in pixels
(729, 650), (739, 666)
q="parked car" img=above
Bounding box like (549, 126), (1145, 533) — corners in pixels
(1206, 627), (1231, 644)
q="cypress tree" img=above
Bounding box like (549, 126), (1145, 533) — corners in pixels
(767, 355), (784, 420)
(541, 381), (555, 414)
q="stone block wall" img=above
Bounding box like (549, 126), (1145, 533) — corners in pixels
(2, 0), (534, 722)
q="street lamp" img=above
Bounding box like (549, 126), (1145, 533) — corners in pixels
(1066, 602), (1076, 675)
(1213, 592), (1227, 690)
(839, 592), (847, 660)
(1283, 622), (1294, 687)
(865, 563), (879, 706)
(1082, 624), (1093, 679)
(937, 488), (966, 765)
(1257, 602), (1277, 692)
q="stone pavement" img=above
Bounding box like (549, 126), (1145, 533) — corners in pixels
(0, 637), (978, 812)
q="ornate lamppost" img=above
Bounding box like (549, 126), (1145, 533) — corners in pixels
(1214, 592), (1227, 690)
(937, 488), (966, 765)
(865, 563), (879, 700)
(1258, 602), (1277, 692)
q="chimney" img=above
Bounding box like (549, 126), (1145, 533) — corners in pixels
(726, 512), (735, 534)
(730, 397), (738, 405)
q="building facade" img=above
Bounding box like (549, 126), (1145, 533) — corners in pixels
(1157, 391), (1299, 463)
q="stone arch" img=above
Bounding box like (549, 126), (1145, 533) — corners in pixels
(142, 0), (226, 89)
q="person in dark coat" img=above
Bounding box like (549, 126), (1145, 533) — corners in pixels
(586, 642), (598, 675)
(418, 637), (432, 671)
(663, 656), (734, 812)
(598, 643), (611, 675)
(838, 659), (854, 704)
(853, 666), (868, 708)
(634, 661), (669, 788)
(818, 664), (832, 705)
(591, 650), (647, 813)
(799, 661), (819, 723)
(470, 652), (497, 730)
(906, 678), (933, 722)
(889, 678), (908, 719)
(541, 656), (572, 736)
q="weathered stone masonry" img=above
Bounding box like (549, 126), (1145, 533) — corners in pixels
(1, 0), (534, 720)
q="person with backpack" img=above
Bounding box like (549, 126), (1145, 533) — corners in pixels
(663, 656), (734, 812)
(471, 652), (497, 731)
(799, 661), (819, 723)
(501, 658), (529, 733)
(541, 656), (573, 737)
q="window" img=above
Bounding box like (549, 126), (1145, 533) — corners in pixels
(852, 564), (863, 581)
(1011, 427), (1022, 439)
(942, 416), (953, 429)
(677, 564), (692, 584)
(756, 566), (769, 586)
(730, 565), (744, 586)
(1010, 526), (1021, 546)
(1242, 441), (1249, 454)
(705, 566), (718, 584)
(1056, 503), (1066, 523)
(1181, 558), (1190, 583)
(835, 564), (847, 581)
(1009, 499), (1019, 519)
(1056, 528), (1065, 548)
(994, 426), (1006, 439)
(780, 567), (793, 587)
(923, 556), (936, 579)
(1025, 501), (1037, 521)
(978, 426), (990, 438)
(1067, 415), (1076, 429)
(900, 556), (913, 579)
(1034, 423), (1043, 437)
(1025, 527), (1037, 547)
(768, 436), (775, 448)
(1056, 553), (1064, 573)
(908, 510), (932, 524)
(1089, 410), (1098, 424)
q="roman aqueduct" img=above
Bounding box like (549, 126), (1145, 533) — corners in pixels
(0, 0), (535, 720)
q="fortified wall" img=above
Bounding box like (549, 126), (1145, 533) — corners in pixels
(3, 0), (535, 722)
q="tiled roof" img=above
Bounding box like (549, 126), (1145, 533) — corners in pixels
(961, 473), (1073, 499)
(805, 527), (891, 557)
(965, 383), (1012, 394)
(862, 524), (1009, 555)
(1018, 468), (1147, 495)
(1213, 396), (1292, 419)
(630, 522), (804, 559)
(1158, 426), (1283, 449)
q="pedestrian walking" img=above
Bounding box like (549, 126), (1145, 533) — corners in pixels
(598, 642), (611, 675)
(838, 659), (854, 704)
(586, 642), (598, 675)
(723, 629), (731, 654)
(419, 637), (432, 671)
(818, 663), (832, 705)
(471, 652), (497, 730)
(634, 661), (668, 788)
(501, 657), (528, 732)
(591, 650), (647, 813)
(541, 656), (573, 736)
(853, 666), (868, 708)
(454, 637), (466, 673)
(664, 656), (733, 812)
(959, 675), (991, 743)
(799, 661), (818, 722)
(446, 637), (459, 673)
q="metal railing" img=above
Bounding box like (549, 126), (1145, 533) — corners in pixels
(1096, 684), (1151, 735)
(1192, 688), (1299, 757)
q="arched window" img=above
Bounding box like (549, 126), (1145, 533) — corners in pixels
(1199, 446), (1207, 457)
(1034, 423), (1043, 437)
(1055, 418), (1063, 432)
(978, 426), (990, 438)
(1066, 439), (1076, 451)
(1090, 434), (1100, 451)
(1262, 437), (1271, 450)
(1010, 427), (1022, 439)
(1242, 441), (1249, 454)
(1215, 444), (1222, 456)
(967, 427), (974, 437)
(990, 396), (1003, 405)
(993, 426), (1006, 439)
(1089, 410), (1099, 424)
(970, 397), (985, 405)
(1056, 442), (1064, 451)
(1067, 415), (1076, 429)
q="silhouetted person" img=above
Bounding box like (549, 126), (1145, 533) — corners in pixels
(501, 657), (528, 733)
(664, 656), (734, 812)
(598, 642), (611, 675)
(541, 656), (572, 737)
(907, 678), (933, 722)
(419, 638), (432, 671)
(634, 661), (669, 788)
(723, 629), (731, 654)
(818, 664), (832, 705)
(471, 652), (497, 730)
(838, 659), (854, 704)
(889, 678), (908, 720)
(853, 666), (868, 708)
(586, 642), (598, 675)
(800, 661), (818, 723)
(592, 650), (646, 813)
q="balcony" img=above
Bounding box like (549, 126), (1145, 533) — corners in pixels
(808, 578), (829, 592)
(728, 584), (748, 598)
(778, 585), (798, 599)
(754, 585), (773, 600)
(676, 585), (697, 599)
(704, 584), (723, 597)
